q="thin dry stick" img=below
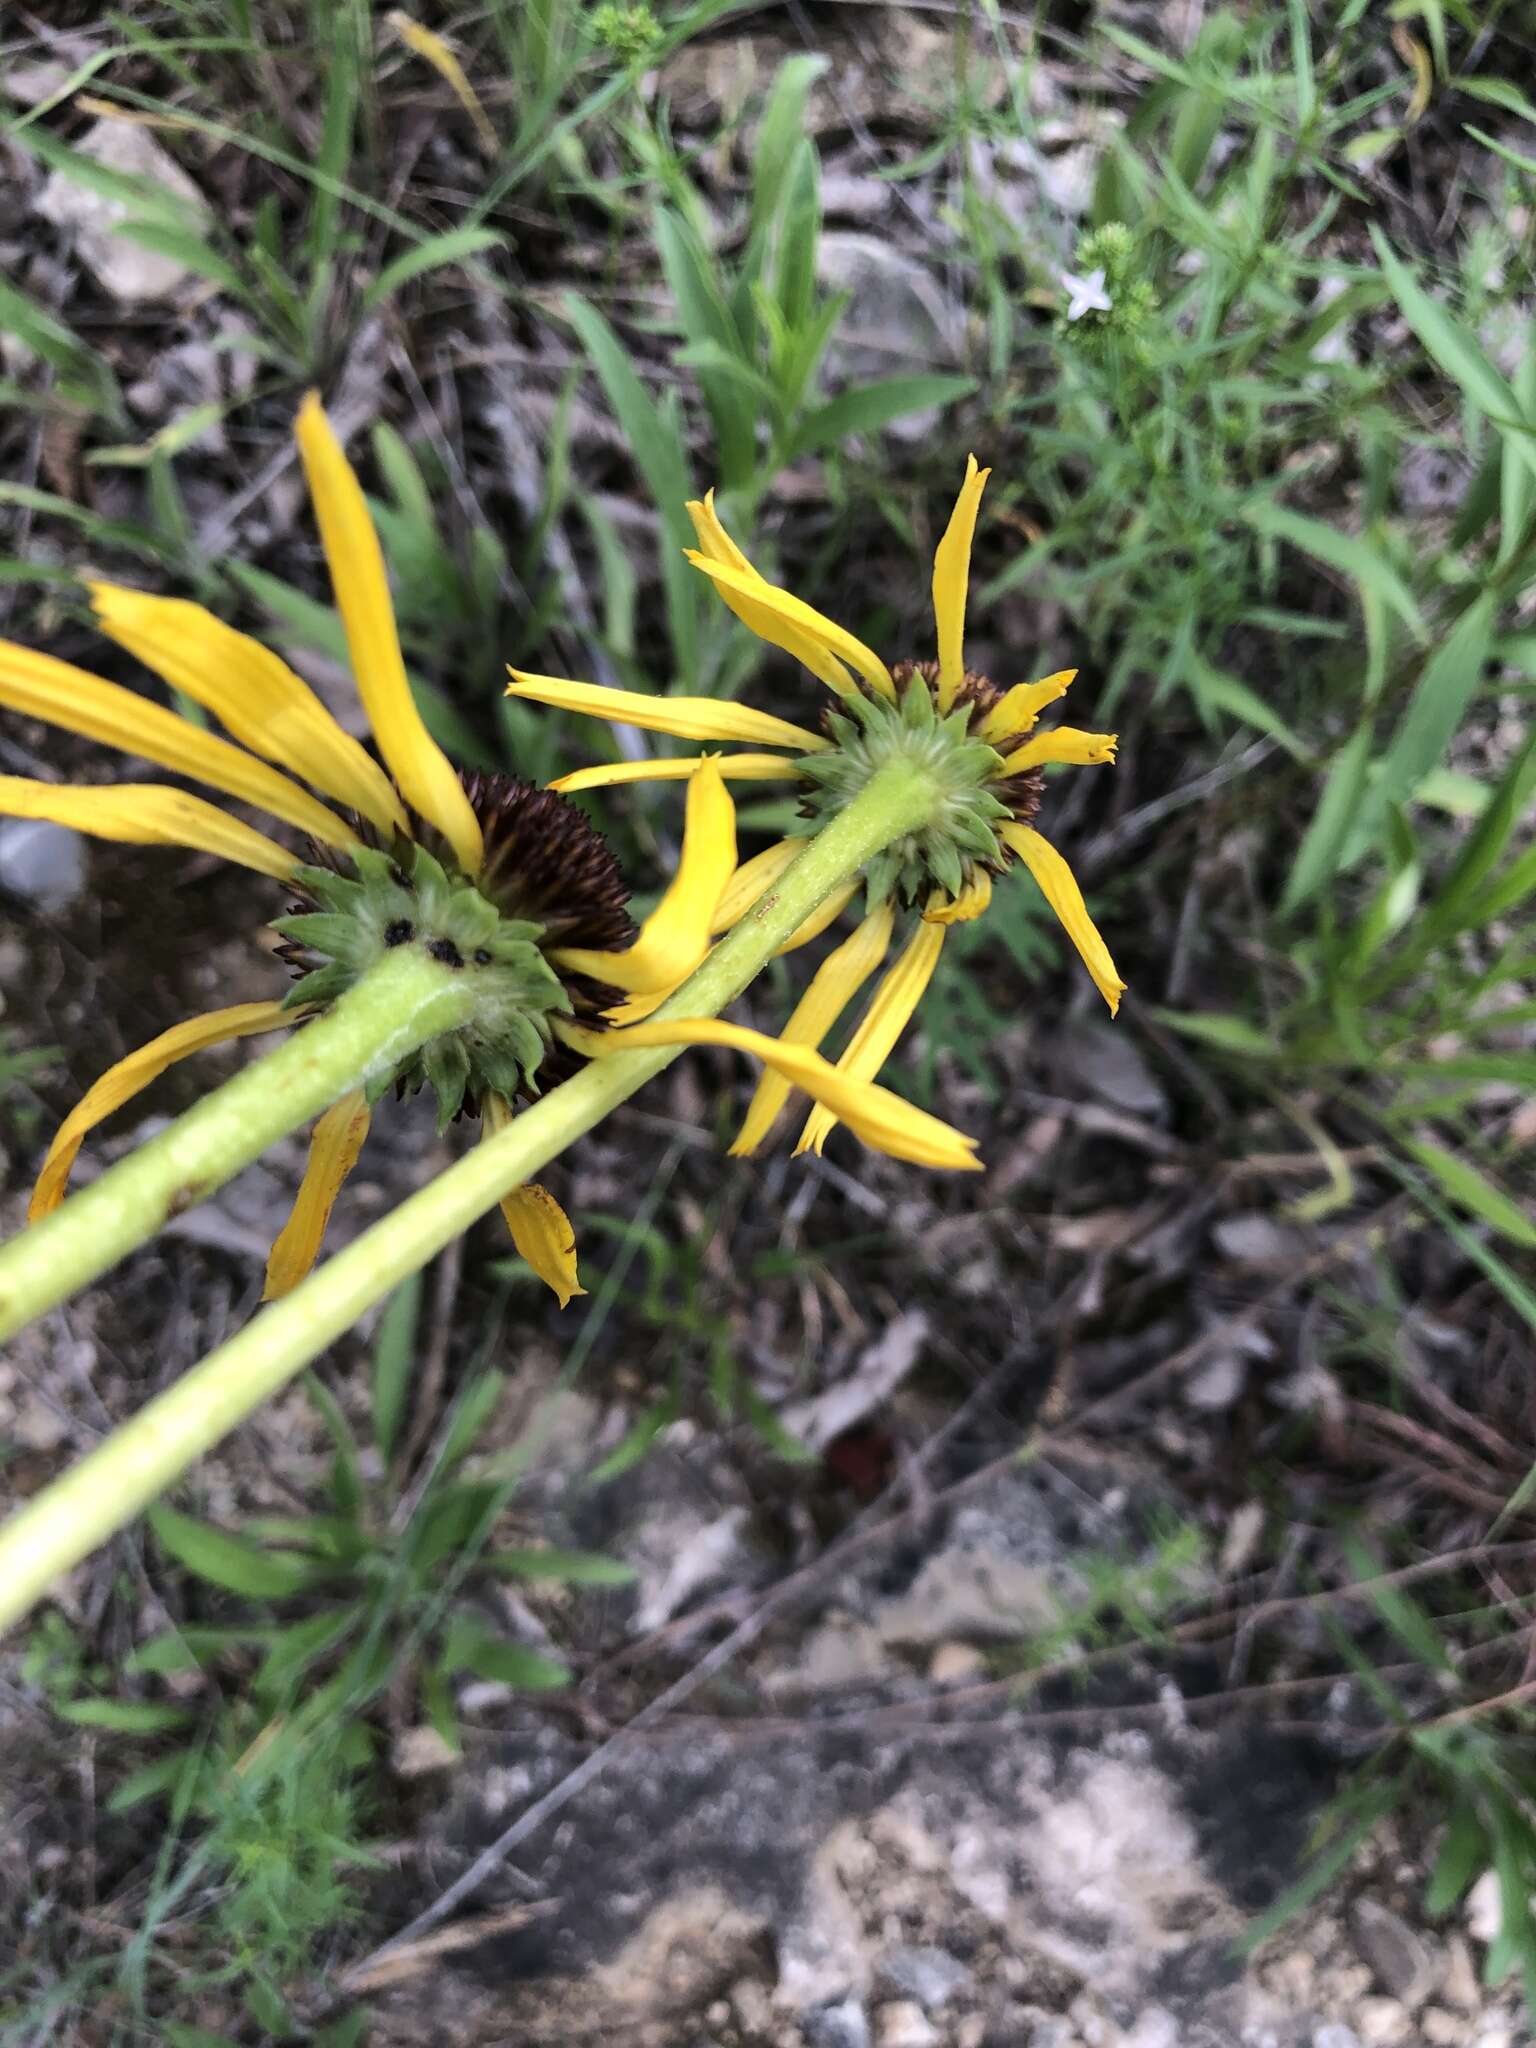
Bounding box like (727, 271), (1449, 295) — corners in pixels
(341, 1200), (1407, 1982)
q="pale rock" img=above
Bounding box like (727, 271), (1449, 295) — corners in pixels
(390, 1725), (458, 1779)
(1421, 2012), (1466, 2046)
(878, 1946), (970, 2012)
(37, 118), (211, 303)
(1355, 1995), (1410, 2046)
(1311, 2027), (1361, 2048)
(1352, 1898), (1434, 2007)
(1465, 1869), (1501, 1944)
(1183, 1351), (1246, 1411)
(806, 2000), (870, 2048)
(928, 1641), (988, 1686)
(874, 2000), (939, 2048)
(0, 819), (86, 905)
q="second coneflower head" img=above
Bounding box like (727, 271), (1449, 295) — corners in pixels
(508, 458), (1126, 1164)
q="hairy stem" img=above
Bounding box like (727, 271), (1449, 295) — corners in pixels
(0, 947), (479, 1345)
(0, 760), (937, 1632)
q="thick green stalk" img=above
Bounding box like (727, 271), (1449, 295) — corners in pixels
(0, 947), (478, 1344)
(0, 760), (936, 1632)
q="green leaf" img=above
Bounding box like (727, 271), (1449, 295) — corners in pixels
(1455, 76), (1536, 122)
(1150, 1010), (1279, 1058)
(108, 1750), (200, 1815)
(149, 1505), (325, 1599)
(438, 1367), (505, 1473)
(57, 1697), (196, 1734)
(371, 1273), (422, 1462)
(1282, 718), (1374, 913)
(1184, 653), (1308, 758)
(1425, 1800), (1487, 1918)
(437, 1615), (570, 1690)
(744, 54), (829, 284)
(786, 374), (977, 460)
(1399, 1137), (1536, 1249)
(1368, 224), (1536, 489)
(488, 1546), (637, 1586)
(1464, 125), (1536, 177)
(1241, 499), (1424, 639)
(0, 276), (123, 420)
(562, 291), (697, 677)
(362, 227), (505, 312)
(1374, 592), (1497, 812)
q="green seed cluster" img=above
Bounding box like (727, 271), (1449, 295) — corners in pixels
(796, 675), (1012, 908)
(274, 844), (571, 1127)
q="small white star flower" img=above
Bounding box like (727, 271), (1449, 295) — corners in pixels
(1062, 268), (1112, 321)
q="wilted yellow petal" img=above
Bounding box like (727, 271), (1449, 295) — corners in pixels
(482, 1094), (586, 1306)
(732, 905), (894, 1155)
(686, 493), (857, 697)
(296, 393), (484, 875)
(924, 869), (993, 924)
(977, 670), (1077, 744)
(711, 838), (800, 935)
(568, 1015), (979, 1170)
(0, 639), (352, 847)
(550, 752), (799, 796)
(931, 454), (990, 712)
(263, 1088), (372, 1300)
(555, 758), (736, 993)
(998, 727), (1117, 775)
(685, 555), (895, 700)
(797, 912), (946, 1156)
(29, 1001), (296, 1221)
(0, 776), (300, 880)
(1000, 823), (1125, 1016)
(774, 880), (857, 956)
(388, 10), (497, 152)
(90, 585), (408, 837)
(508, 669), (824, 752)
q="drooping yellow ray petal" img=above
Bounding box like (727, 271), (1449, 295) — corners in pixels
(507, 670), (825, 752)
(89, 585), (408, 837)
(550, 752), (799, 796)
(711, 838), (801, 935)
(732, 904), (895, 1156)
(0, 777), (300, 880)
(924, 869), (993, 924)
(931, 454), (991, 713)
(1000, 823), (1125, 1016)
(565, 1016), (980, 1171)
(555, 758), (736, 993)
(686, 494), (857, 697)
(998, 727), (1118, 776)
(774, 880), (857, 956)
(295, 393), (484, 876)
(797, 912), (947, 1156)
(484, 1094), (585, 1307)
(29, 1000), (296, 1221)
(977, 669), (1077, 744)
(262, 1088), (371, 1300)
(388, 10), (497, 153)
(500, 1185), (585, 1307)
(0, 640), (353, 847)
(685, 555), (896, 701)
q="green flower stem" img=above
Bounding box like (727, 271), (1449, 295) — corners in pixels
(0, 758), (937, 1633)
(0, 947), (480, 1346)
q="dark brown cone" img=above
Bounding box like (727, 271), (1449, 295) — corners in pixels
(275, 772), (641, 1097)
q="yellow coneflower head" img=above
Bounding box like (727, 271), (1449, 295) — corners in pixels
(508, 456), (1126, 1165)
(2, 398), (740, 1308)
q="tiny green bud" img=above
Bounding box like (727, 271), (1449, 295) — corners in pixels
(589, 2), (663, 63)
